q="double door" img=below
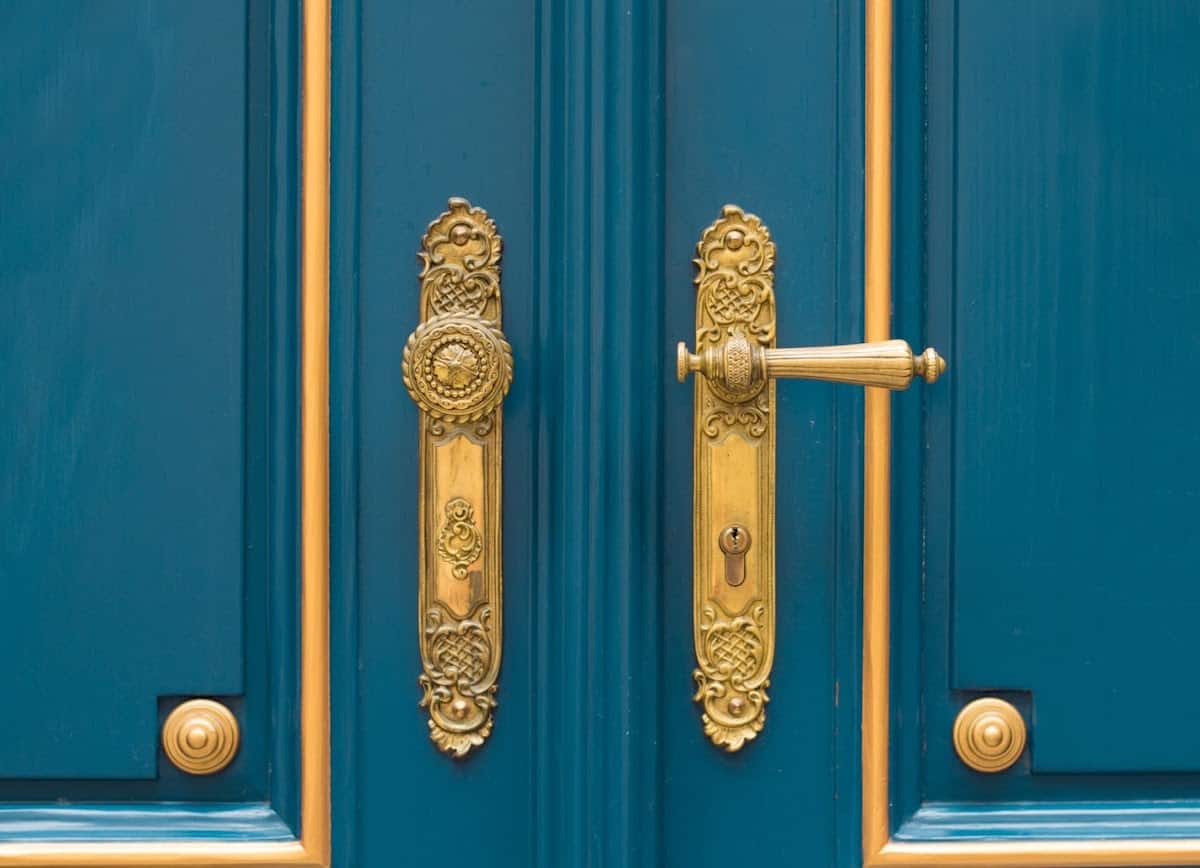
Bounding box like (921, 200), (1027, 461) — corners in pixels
(3, 2), (1199, 867)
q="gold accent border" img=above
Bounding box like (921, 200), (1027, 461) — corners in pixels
(0, 1), (332, 864)
(862, 1), (1200, 864)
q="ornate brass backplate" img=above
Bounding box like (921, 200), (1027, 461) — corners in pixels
(687, 205), (777, 751)
(403, 199), (512, 758)
(678, 205), (943, 752)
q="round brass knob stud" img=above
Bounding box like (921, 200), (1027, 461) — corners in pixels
(953, 697), (1026, 773)
(162, 699), (240, 775)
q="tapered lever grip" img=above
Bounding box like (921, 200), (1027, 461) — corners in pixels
(677, 337), (945, 393)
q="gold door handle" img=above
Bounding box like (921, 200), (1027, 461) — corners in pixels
(402, 198), (512, 759)
(677, 337), (945, 392)
(677, 205), (944, 752)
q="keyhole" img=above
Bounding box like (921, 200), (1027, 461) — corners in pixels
(719, 524), (751, 587)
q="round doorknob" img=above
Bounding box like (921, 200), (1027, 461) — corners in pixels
(161, 699), (240, 775)
(953, 697), (1026, 773)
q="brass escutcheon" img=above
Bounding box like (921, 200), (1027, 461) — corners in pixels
(403, 198), (510, 759)
(677, 204), (944, 752)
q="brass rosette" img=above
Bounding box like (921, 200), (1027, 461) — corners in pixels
(402, 313), (512, 423)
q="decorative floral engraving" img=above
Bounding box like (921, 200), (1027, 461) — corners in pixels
(402, 314), (512, 424)
(419, 603), (497, 758)
(693, 206), (777, 439)
(437, 497), (483, 579)
(404, 200), (508, 761)
(419, 198), (501, 317)
(405, 200), (508, 760)
(693, 600), (770, 752)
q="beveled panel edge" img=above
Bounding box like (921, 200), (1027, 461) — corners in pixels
(861, 1), (1200, 865)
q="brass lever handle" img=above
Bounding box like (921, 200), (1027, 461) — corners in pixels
(678, 205), (945, 754)
(677, 337), (945, 393)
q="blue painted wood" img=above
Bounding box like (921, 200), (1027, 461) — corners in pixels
(661, 3), (862, 867)
(945, 0), (1200, 774)
(892, 0), (1200, 844)
(0, 805), (292, 842)
(344, 1), (538, 865)
(329, 0), (363, 861)
(895, 803), (1200, 842)
(532, 1), (665, 865)
(1, 0), (245, 781)
(889, 0), (928, 836)
(0, 0), (302, 834)
(338, 0), (667, 863)
(337, 1), (858, 865)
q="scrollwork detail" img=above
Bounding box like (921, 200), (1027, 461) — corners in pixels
(693, 600), (770, 752)
(693, 205), (777, 435)
(419, 198), (501, 317)
(437, 497), (483, 579)
(419, 603), (497, 758)
(406, 200), (507, 761)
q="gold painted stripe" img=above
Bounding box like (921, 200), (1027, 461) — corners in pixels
(862, 0), (893, 860)
(0, 2), (332, 865)
(860, 1), (1200, 864)
(298, 0), (332, 861)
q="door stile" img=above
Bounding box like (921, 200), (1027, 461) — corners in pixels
(532, 1), (665, 866)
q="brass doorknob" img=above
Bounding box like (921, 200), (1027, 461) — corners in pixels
(677, 336), (945, 394)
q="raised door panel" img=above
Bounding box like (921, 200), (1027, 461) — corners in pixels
(889, 0), (1200, 848)
(0, 0), (307, 846)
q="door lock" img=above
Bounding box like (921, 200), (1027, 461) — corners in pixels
(678, 205), (944, 752)
(718, 525), (751, 587)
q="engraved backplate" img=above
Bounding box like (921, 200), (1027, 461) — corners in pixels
(402, 199), (512, 758)
(689, 205), (776, 751)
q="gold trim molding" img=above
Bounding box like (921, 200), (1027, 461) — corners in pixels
(860, 1), (1200, 864)
(0, 2), (332, 864)
(404, 199), (511, 759)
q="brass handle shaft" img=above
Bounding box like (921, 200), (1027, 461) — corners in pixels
(677, 338), (945, 394)
(765, 340), (945, 389)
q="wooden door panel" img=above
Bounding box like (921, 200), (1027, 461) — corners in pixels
(889, 0), (1200, 848)
(1, 1), (248, 783)
(945, 0), (1200, 777)
(0, 0), (306, 843)
(661, 2), (861, 865)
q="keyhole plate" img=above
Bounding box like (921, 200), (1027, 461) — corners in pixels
(686, 205), (777, 753)
(718, 525), (751, 587)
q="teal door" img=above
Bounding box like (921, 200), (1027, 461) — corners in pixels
(5, 2), (1200, 867)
